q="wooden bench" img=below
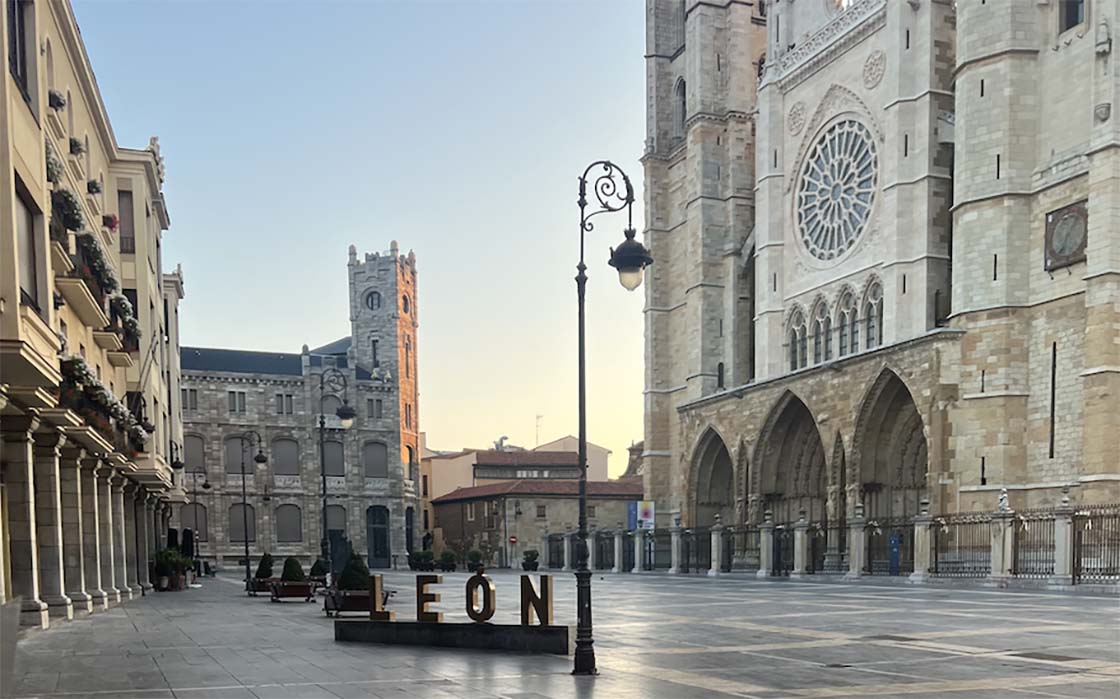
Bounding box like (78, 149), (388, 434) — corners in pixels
(269, 581), (316, 602)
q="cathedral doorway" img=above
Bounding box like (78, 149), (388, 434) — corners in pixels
(366, 506), (391, 569)
(690, 429), (734, 527)
(754, 392), (827, 527)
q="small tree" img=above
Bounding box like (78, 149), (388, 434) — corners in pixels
(522, 549), (540, 571)
(309, 559), (327, 578)
(280, 557), (306, 582)
(336, 552), (370, 591)
(467, 549), (483, 572)
(254, 553), (274, 580)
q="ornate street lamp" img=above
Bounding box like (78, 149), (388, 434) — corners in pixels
(239, 431), (267, 594)
(187, 468), (211, 572)
(572, 161), (653, 675)
(318, 367), (356, 584)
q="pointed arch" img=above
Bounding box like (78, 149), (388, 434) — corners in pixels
(751, 391), (827, 524)
(852, 368), (928, 520)
(689, 427), (734, 527)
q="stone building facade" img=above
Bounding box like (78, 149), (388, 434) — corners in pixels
(642, 0), (1119, 554)
(179, 243), (420, 571)
(2, 0), (186, 629)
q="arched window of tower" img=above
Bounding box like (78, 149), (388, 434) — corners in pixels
(402, 294), (411, 314)
(863, 282), (883, 349)
(674, 79), (687, 143)
(364, 290), (381, 310)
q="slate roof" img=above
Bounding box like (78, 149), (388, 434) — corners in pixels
(181, 347), (302, 376)
(472, 450), (580, 468)
(431, 478), (644, 504)
(312, 337), (351, 355)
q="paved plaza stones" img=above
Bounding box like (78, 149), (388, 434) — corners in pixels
(10, 572), (1120, 699)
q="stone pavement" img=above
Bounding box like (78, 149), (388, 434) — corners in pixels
(9, 571), (1120, 699)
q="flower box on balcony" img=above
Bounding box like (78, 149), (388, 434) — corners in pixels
(55, 277), (109, 328)
(50, 241), (73, 276)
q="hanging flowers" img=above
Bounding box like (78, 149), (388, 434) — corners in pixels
(108, 292), (140, 346)
(102, 213), (119, 231)
(87, 179), (102, 195)
(51, 189), (84, 231)
(45, 139), (63, 184)
(75, 232), (120, 295)
(69, 137), (85, 156)
(59, 355), (142, 445)
(48, 89), (67, 111)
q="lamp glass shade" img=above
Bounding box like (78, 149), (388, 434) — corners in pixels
(339, 415), (355, 430)
(617, 267), (644, 291)
(337, 403), (357, 429)
(254, 450), (267, 464)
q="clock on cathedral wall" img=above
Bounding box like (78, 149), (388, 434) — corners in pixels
(1045, 201), (1088, 271)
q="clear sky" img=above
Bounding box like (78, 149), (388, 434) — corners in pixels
(73, 0), (647, 476)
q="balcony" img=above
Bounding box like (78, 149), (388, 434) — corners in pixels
(85, 193), (101, 218)
(107, 351), (133, 368)
(55, 277), (109, 328)
(50, 240), (72, 275)
(68, 153), (85, 182)
(273, 475), (301, 490)
(45, 110), (65, 141)
(92, 330), (123, 351)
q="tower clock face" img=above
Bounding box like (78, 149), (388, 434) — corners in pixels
(1045, 202), (1087, 270)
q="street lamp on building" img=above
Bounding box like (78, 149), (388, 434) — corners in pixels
(571, 161), (653, 675)
(238, 431), (267, 595)
(318, 367), (356, 584)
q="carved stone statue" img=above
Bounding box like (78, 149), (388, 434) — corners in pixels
(1097, 17), (1112, 56)
(998, 488), (1009, 513)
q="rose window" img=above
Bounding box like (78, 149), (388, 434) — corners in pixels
(796, 119), (878, 260)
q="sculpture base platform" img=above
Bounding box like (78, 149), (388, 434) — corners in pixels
(334, 620), (573, 655)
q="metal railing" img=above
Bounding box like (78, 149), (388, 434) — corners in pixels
(772, 526), (794, 577)
(681, 527), (711, 573)
(1012, 510), (1055, 579)
(807, 525), (828, 574)
(622, 531), (635, 571)
(730, 527), (760, 571)
(931, 513), (991, 578)
(594, 532), (614, 571)
(547, 534), (565, 569)
(865, 517), (914, 576)
(1073, 507), (1120, 583)
(644, 529), (672, 570)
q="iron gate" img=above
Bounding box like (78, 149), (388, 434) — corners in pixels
(1073, 507), (1120, 583)
(644, 530), (672, 570)
(865, 518), (914, 576)
(772, 526), (794, 576)
(931, 513), (990, 578)
(595, 532), (614, 571)
(547, 534), (565, 569)
(622, 531), (635, 571)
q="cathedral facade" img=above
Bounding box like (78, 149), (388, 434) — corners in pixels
(178, 243), (421, 570)
(641, 0), (1119, 558)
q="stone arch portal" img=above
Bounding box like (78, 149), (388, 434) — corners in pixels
(754, 392), (828, 525)
(855, 370), (928, 521)
(691, 429), (734, 527)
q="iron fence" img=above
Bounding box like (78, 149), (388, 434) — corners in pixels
(865, 517), (914, 576)
(1011, 510), (1055, 579)
(824, 524), (848, 574)
(772, 526), (794, 576)
(644, 529), (672, 570)
(594, 532), (615, 571)
(1073, 506), (1120, 583)
(547, 534), (565, 569)
(622, 531), (635, 571)
(807, 525), (828, 574)
(931, 513), (991, 578)
(681, 527), (711, 573)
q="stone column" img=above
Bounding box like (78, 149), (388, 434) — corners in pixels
(80, 458), (107, 610)
(909, 499), (933, 584)
(97, 467), (121, 604)
(59, 446), (91, 613)
(1051, 491), (1075, 587)
(112, 477), (134, 599)
(844, 504), (867, 581)
(32, 429), (72, 620)
(134, 488), (152, 591)
(708, 516), (724, 577)
(612, 529), (624, 573)
(632, 529), (644, 573)
(122, 482), (141, 595)
(987, 510), (1015, 586)
(2, 414), (49, 628)
(791, 511), (809, 580)
(561, 532), (573, 572)
(668, 515), (682, 575)
(757, 511), (774, 579)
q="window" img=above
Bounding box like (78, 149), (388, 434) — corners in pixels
(864, 282), (884, 349)
(274, 504), (302, 543)
(716, 362), (724, 389)
(674, 79), (687, 139)
(536, 505), (546, 519)
(364, 290), (381, 310)
(405, 337), (411, 378)
(227, 391), (246, 414)
(812, 303), (831, 364)
(184, 435), (205, 473)
(7, 0), (32, 100)
(15, 183), (38, 308)
(1060, 0), (1085, 32)
(326, 504), (346, 532)
(181, 388), (198, 411)
(224, 437), (252, 475)
(837, 292), (859, 357)
(797, 120), (878, 260)
(371, 339), (379, 368)
(423, 509), (429, 530)
(275, 393), (294, 415)
(272, 438), (300, 476)
(362, 441), (389, 478)
(367, 398), (383, 419)
(229, 504), (256, 543)
(788, 310), (807, 371)
(405, 403), (412, 429)
(422, 474), (429, 497)
(402, 295), (411, 314)
(588, 505), (597, 518)
(323, 440), (345, 477)
(181, 504), (208, 542)
(466, 502), (476, 522)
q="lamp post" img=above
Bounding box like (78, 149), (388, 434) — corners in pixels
(187, 468), (210, 571)
(572, 161), (653, 675)
(238, 431), (267, 595)
(317, 367), (356, 585)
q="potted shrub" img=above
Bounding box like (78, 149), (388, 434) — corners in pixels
(154, 549), (174, 591)
(45, 140), (63, 185)
(522, 549), (540, 571)
(102, 213), (119, 231)
(51, 189), (84, 231)
(48, 89), (67, 111)
(419, 550), (436, 571)
(250, 553), (274, 595)
(87, 179), (102, 195)
(438, 551), (457, 572)
(69, 137), (85, 156)
(271, 557), (315, 602)
(309, 558), (327, 585)
(466, 549), (483, 573)
(325, 553), (372, 617)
